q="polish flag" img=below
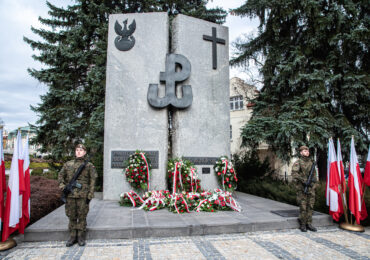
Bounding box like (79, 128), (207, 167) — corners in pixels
(19, 134), (31, 233)
(337, 139), (346, 193)
(364, 146), (370, 187)
(0, 128), (6, 230)
(348, 137), (367, 224)
(2, 130), (26, 241)
(327, 139), (343, 221)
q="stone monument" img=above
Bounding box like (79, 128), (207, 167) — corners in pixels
(171, 15), (230, 190)
(104, 12), (230, 200)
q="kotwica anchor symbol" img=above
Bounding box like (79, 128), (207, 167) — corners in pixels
(147, 54), (193, 109)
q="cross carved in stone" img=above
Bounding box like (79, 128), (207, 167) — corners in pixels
(203, 27), (226, 70)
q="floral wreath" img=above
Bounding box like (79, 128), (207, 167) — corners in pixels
(214, 156), (238, 192)
(167, 158), (202, 194)
(124, 150), (151, 192)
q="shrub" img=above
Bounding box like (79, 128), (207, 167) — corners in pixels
(233, 150), (273, 192)
(31, 168), (44, 176)
(30, 175), (63, 224)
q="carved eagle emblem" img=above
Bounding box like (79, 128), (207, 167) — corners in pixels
(114, 19), (136, 51)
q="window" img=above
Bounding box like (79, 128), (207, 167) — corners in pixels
(230, 96), (243, 111)
(230, 125), (232, 140)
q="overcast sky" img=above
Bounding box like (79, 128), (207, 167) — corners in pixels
(0, 0), (258, 132)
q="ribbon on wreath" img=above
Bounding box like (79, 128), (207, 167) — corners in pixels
(173, 193), (190, 214)
(139, 190), (167, 211)
(172, 161), (183, 194)
(190, 167), (198, 193)
(124, 190), (145, 207)
(195, 199), (209, 212)
(213, 189), (241, 212)
(221, 159), (238, 190)
(222, 159), (228, 190)
(140, 152), (150, 191)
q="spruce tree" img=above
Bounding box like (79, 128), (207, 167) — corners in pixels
(231, 0), (369, 175)
(24, 0), (226, 189)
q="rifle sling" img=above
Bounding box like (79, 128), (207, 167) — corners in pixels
(65, 160), (88, 192)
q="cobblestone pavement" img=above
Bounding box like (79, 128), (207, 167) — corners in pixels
(1, 227), (369, 260)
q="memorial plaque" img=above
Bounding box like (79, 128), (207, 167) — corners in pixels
(183, 156), (218, 165)
(202, 167), (211, 174)
(111, 151), (159, 169)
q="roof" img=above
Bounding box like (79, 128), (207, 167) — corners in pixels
(7, 126), (36, 139)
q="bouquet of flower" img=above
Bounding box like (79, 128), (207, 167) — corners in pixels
(195, 199), (216, 212)
(185, 192), (201, 211)
(214, 156), (238, 192)
(140, 190), (171, 211)
(168, 193), (191, 214)
(124, 150), (151, 191)
(212, 189), (241, 212)
(119, 191), (144, 207)
(167, 158), (202, 194)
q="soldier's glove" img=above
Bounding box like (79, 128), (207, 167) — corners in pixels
(86, 198), (91, 204)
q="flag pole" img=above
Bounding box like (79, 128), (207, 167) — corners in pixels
(339, 136), (364, 232)
(337, 138), (349, 223)
(338, 184), (349, 224)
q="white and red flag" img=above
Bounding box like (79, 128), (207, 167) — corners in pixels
(364, 146), (370, 187)
(2, 130), (26, 241)
(348, 137), (368, 224)
(0, 128), (6, 230)
(326, 138), (343, 221)
(19, 134), (31, 233)
(337, 139), (346, 193)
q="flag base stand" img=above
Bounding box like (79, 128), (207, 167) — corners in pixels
(339, 222), (365, 232)
(0, 238), (17, 251)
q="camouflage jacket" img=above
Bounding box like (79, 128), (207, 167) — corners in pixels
(291, 156), (318, 192)
(58, 157), (97, 199)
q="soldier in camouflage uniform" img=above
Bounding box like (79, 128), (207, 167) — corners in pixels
(58, 144), (97, 247)
(291, 145), (318, 232)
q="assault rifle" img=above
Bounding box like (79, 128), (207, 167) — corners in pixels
(304, 162), (316, 194)
(61, 157), (90, 203)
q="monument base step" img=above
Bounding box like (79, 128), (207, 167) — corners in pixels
(24, 192), (334, 241)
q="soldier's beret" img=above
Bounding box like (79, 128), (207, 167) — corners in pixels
(76, 144), (86, 151)
(299, 145), (309, 151)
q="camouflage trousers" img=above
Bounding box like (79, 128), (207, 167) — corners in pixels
(297, 190), (315, 225)
(65, 197), (90, 234)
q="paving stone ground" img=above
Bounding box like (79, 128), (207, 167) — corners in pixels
(1, 227), (369, 260)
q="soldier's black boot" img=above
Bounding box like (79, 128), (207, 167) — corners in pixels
(66, 231), (77, 247)
(77, 231), (86, 246)
(299, 224), (307, 232)
(306, 224), (317, 232)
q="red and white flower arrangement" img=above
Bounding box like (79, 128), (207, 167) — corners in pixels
(214, 156), (238, 192)
(124, 150), (151, 191)
(169, 193), (191, 214)
(139, 190), (171, 211)
(167, 158), (202, 194)
(119, 190), (145, 207)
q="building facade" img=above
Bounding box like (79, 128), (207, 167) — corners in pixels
(4, 126), (41, 156)
(229, 77), (293, 180)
